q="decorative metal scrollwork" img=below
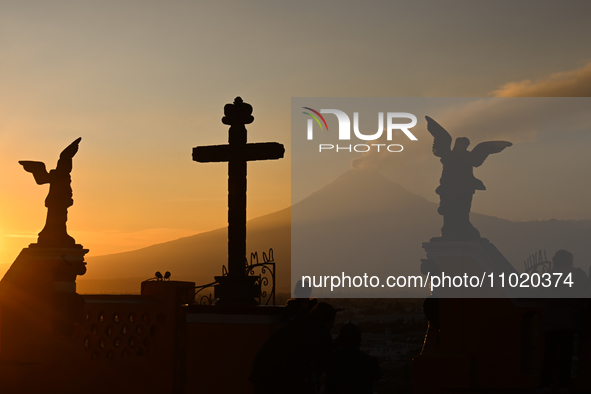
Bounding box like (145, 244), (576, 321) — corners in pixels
(193, 280), (218, 305)
(192, 248), (276, 305)
(524, 249), (551, 275)
(245, 249), (276, 306)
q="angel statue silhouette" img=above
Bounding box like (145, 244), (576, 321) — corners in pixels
(426, 117), (512, 240)
(19, 138), (81, 247)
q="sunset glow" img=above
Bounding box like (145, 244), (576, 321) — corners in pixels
(1, 1), (591, 281)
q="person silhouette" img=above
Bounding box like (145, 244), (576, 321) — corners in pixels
(250, 302), (336, 394)
(324, 322), (382, 394)
(281, 279), (318, 324)
(537, 250), (589, 394)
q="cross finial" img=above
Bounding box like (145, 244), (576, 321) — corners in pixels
(222, 96), (254, 126)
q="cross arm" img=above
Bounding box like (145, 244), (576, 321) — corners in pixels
(193, 142), (285, 163)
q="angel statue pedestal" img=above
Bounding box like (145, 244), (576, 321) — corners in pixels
(0, 138), (87, 359)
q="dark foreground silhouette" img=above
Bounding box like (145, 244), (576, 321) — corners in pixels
(537, 250), (590, 393)
(325, 322), (382, 394)
(250, 302), (336, 394)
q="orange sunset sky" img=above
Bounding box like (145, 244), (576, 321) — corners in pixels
(1, 1), (591, 275)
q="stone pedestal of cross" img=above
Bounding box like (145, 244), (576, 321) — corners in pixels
(192, 97), (284, 305)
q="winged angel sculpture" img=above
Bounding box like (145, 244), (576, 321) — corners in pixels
(20, 138), (81, 247)
(426, 117), (512, 240)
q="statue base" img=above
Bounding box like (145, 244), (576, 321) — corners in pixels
(29, 242), (84, 249)
(0, 245), (88, 359)
(421, 237), (518, 298)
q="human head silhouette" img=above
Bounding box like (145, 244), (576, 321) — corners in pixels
(453, 137), (470, 151)
(293, 279), (312, 299)
(335, 322), (362, 349)
(552, 249), (574, 268)
(310, 302), (337, 331)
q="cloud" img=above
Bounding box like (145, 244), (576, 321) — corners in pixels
(491, 61), (591, 97)
(424, 98), (591, 143)
(350, 97), (591, 172)
(350, 60), (591, 189)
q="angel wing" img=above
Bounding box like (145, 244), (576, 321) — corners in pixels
(19, 161), (51, 185)
(470, 141), (512, 167)
(56, 137), (81, 174)
(425, 116), (452, 157)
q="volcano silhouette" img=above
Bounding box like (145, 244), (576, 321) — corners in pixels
(79, 169), (591, 295)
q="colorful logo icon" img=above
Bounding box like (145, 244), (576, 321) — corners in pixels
(302, 107), (329, 131)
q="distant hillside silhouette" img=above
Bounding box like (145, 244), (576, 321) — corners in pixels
(78, 207), (290, 294)
(78, 169), (591, 295)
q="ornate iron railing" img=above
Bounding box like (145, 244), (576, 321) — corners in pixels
(193, 248), (276, 305)
(523, 249), (551, 274)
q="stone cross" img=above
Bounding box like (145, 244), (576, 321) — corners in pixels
(192, 97), (284, 304)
